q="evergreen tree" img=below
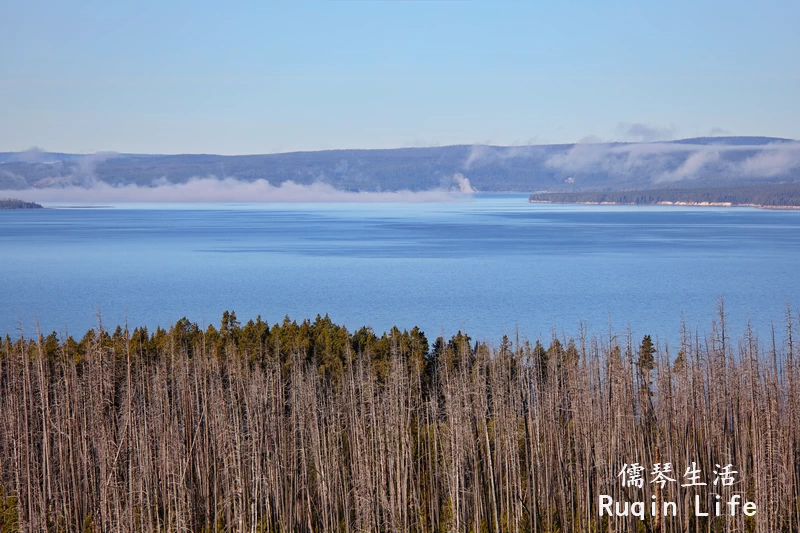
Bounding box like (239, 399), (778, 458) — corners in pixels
(638, 334), (656, 374)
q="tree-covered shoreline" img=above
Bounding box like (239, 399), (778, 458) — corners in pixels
(529, 183), (800, 208)
(0, 198), (42, 210)
(1, 309), (799, 532)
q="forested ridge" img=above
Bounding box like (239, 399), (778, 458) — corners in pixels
(3, 137), (798, 193)
(1, 309), (799, 532)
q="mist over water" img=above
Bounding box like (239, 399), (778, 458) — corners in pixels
(2, 194), (799, 343)
(0, 174), (477, 203)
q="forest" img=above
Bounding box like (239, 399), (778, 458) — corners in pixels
(0, 198), (42, 210)
(529, 183), (800, 208)
(1, 308), (798, 532)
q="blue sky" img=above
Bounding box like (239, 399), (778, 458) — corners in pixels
(1, 1), (798, 154)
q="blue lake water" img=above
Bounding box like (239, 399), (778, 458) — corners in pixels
(1, 194), (799, 345)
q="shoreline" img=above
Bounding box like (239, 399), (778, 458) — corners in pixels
(528, 199), (800, 210)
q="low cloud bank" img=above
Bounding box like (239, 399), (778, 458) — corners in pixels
(1, 174), (477, 203)
(542, 142), (800, 183)
(464, 145), (540, 170)
(546, 141), (800, 182)
(462, 139), (800, 183)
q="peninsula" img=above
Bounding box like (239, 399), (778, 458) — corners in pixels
(0, 198), (43, 209)
(529, 183), (800, 209)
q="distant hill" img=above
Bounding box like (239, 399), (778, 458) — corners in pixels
(667, 136), (796, 146)
(1, 136), (798, 193)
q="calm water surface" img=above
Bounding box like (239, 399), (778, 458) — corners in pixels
(2, 194), (798, 344)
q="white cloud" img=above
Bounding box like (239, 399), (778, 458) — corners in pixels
(463, 145), (541, 170)
(544, 143), (612, 174)
(739, 147), (800, 177)
(616, 122), (676, 142)
(656, 150), (721, 182)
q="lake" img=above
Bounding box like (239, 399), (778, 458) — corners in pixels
(2, 194), (798, 346)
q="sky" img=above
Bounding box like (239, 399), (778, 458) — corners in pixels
(1, 1), (798, 155)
